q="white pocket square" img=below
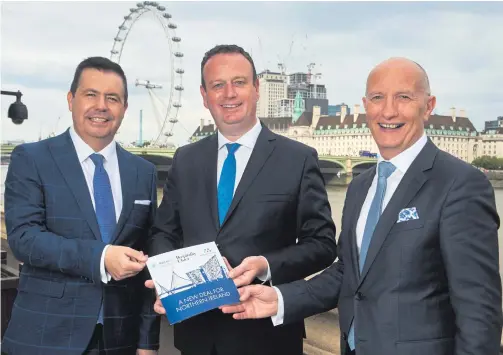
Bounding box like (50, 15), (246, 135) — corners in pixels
(397, 207), (419, 223)
(134, 200), (151, 205)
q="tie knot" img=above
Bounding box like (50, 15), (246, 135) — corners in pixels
(89, 153), (105, 167)
(226, 143), (240, 155)
(378, 161), (396, 179)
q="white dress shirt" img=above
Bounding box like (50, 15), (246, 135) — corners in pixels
(217, 119), (271, 282)
(69, 126), (122, 283)
(272, 134), (428, 325)
(217, 119), (262, 191)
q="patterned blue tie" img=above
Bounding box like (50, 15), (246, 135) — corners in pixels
(348, 161), (396, 350)
(90, 153), (116, 244)
(217, 143), (240, 226)
(89, 153), (117, 324)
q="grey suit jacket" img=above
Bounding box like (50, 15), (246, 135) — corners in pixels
(148, 125), (337, 355)
(278, 139), (502, 355)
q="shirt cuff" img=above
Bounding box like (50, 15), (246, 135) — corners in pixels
(100, 245), (112, 284)
(271, 286), (284, 326)
(256, 256), (271, 284)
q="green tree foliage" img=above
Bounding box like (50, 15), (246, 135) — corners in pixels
(472, 156), (503, 170)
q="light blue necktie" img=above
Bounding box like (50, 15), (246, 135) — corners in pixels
(348, 161), (396, 350)
(217, 143), (240, 226)
(89, 153), (117, 324)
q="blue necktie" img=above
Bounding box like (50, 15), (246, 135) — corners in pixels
(90, 153), (116, 244)
(348, 161), (396, 350)
(89, 153), (117, 324)
(217, 143), (240, 226)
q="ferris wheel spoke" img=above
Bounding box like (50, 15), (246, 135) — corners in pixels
(110, 1), (184, 146)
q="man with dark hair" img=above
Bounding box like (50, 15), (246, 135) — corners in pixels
(2, 56), (160, 355)
(69, 56), (129, 104)
(145, 44), (338, 355)
(200, 44), (257, 89)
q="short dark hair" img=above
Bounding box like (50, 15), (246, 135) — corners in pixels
(70, 56), (128, 104)
(200, 44), (257, 90)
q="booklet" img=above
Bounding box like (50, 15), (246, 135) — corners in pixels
(146, 241), (240, 324)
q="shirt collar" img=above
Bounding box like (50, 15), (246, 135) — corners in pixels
(378, 133), (428, 175)
(69, 125), (117, 164)
(217, 118), (262, 151)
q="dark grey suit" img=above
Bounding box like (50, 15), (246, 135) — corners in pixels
(278, 139), (502, 355)
(149, 124), (337, 355)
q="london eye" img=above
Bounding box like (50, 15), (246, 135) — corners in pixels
(110, 1), (184, 146)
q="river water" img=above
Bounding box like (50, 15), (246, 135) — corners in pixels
(1, 166), (503, 296)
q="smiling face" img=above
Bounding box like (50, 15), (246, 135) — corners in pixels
(67, 68), (127, 151)
(363, 58), (436, 160)
(200, 52), (259, 139)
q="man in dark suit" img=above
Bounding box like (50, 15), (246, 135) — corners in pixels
(221, 57), (503, 355)
(2, 57), (160, 355)
(144, 44), (338, 355)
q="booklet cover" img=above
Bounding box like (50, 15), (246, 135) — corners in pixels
(146, 242), (240, 324)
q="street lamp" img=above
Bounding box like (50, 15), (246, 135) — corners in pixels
(1, 90), (28, 124)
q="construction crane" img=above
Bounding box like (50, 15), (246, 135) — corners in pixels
(277, 36), (295, 75)
(306, 63), (322, 99)
(307, 62), (315, 84)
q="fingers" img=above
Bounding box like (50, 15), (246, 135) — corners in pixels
(222, 257), (233, 272)
(144, 280), (163, 313)
(228, 257), (267, 287)
(220, 304), (245, 314)
(233, 312), (250, 320)
(153, 298), (166, 315)
(238, 285), (257, 301)
(123, 258), (146, 273)
(105, 246), (148, 281)
(228, 262), (247, 279)
(234, 275), (252, 288)
(145, 279), (155, 289)
(124, 248), (148, 263)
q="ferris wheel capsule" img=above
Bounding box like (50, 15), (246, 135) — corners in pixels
(110, 3), (184, 146)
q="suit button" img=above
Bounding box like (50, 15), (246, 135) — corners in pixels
(355, 292), (363, 301)
(342, 333), (347, 340)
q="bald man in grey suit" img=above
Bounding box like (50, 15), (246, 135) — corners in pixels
(221, 58), (502, 355)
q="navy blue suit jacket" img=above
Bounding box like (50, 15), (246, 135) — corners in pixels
(2, 130), (160, 355)
(278, 140), (502, 355)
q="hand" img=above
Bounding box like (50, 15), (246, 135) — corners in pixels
(104, 246), (148, 281)
(220, 284), (279, 320)
(228, 256), (268, 287)
(136, 349), (157, 355)
(144, 279), (166, 315)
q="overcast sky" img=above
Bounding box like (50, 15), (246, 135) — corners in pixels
(1, 1), (503, 146)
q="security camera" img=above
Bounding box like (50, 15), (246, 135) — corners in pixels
(2, 90), (28, 124)
(9, 98), (28, 124)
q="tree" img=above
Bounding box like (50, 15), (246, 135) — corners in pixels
(472, 156), (503, 170)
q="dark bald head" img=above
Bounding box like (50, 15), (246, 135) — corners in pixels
(366, 57), (431, 96)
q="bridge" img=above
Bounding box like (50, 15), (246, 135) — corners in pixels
(1, 145), (376, 176)
(123, 147), (376, 175)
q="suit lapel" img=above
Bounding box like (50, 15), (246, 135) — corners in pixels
(110, 145), (137, 244)
(219, 125), (276, 230)
(358, 140), (438, 287)
(49, 130), (101, 240)
(204, 134), (219, 233)
(349, 168), (375, 282)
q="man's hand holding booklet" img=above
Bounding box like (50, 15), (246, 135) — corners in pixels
(145, 242), (240, 324)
